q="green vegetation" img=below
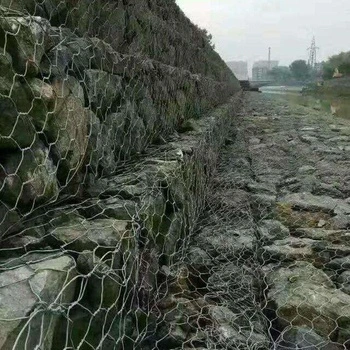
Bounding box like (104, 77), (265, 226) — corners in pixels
(322, 51), (350, 79)
(267, 60), (317, 84)
(268, 66), (292, 83)
(289, 60), (311, 81)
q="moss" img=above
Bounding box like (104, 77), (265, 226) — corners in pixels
(276, 203), (332, 229)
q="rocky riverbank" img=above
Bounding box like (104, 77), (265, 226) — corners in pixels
(163, 92), (350, 349)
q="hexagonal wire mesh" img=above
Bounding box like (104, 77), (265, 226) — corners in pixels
(0, 1), (349, 350)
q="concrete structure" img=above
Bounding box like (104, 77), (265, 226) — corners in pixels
(252, 60), (279, 81)
(226, 61), (249, 80)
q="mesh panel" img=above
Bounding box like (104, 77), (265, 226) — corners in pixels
(0, 2), (349, 350)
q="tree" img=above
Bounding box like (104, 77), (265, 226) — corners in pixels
(268, 66), (292, 83)
(322, 51), (350, 79)
(289, 60), (310, 81)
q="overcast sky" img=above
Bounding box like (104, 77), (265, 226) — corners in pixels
(176, 0), (350, 74)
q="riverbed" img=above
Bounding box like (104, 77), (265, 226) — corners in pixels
(261, 85), (350, 120)
(184, 91), (350, 349)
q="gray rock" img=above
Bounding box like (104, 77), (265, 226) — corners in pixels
(76, 251), (122, 310)
(207, 305), (269, 348)
(195, 226), (256, 259)
(266, 261), (350, 342)
(0, 75), (56, 149)
(0, 141), (59, 208)
(0, 253), (76, 349)
(0, 79), (36, 149)
(280, 192), (350, 215)
(41, 33), (93, 78)
(338, 271), (350, 295)
(298, 165), (316, 174)
(251, 193), (276, 218)
(77, 197), (138, 220)
(247, 181), (277, 195)
(187, 246), (213, 272)
(0, 16), (51, 76)
(83, 69), (122, 116)
(261, 237), (317, 264)
(258, 219), (290, 242)
(50, 76), (89, 183)
(330, 214), (350, 229)
(294, 227), (350, 244)
(48, 217), (136, 257)
(274, 326), (341, 350)
(0, 204), (22, 240)
(88, 102), (147, 174)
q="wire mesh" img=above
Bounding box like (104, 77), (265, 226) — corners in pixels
(1, 1), (350, 350)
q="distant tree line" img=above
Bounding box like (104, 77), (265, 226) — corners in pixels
(267, 60), (318, 84)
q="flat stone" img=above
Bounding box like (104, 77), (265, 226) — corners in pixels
(298, 165), (316, 174)
(280, 192), (350, 215)
(0, 253), (76, 349)
(48, 217), (136, 256)
(258, 220), (290, 242)
(275, 326), (341, 350)
(300, 135), (318, 143)
(294, 228), (350, 244)
(266, 261), (350, 343)
(261, 237), (318, 264)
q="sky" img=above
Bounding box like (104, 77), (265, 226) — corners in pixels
(176, 0), (350, 76)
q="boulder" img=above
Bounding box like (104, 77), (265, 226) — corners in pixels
(280, 192), (350, 215)
(48, 217), (136, 257)
(195, 226), (256, 259)
(76, 251), (122, 310)
(261, 237), (319, 264)
(50, 76), (89, 183)
(88, 103), (147, 174)
(207, 305), (269, 348)
(0, 15), (51, 76)
(76, 197), (138, 221)
(41, 33), (94, 78)
(0, 203), (21, 239)
(265, 261), (350, 343)
(274, 326), (342, 350)
(83, 69), (122, 117)
(0, 252), (76, 349)
(0, 141), (59, 208)
(258, 219), (290, 242)
(294, 227), (350, 244)
(0, 77), (56, 150)
(0, 86), (35, 149)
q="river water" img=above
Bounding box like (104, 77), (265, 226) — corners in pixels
(260, 85), (350, 119)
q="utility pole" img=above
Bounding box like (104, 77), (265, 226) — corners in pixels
(308, 37), (319, 69)
(268, 47), (271, 70)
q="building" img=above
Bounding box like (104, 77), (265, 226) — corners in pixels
(252, 60), (279, 81)
(226, 61), (249, 80)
